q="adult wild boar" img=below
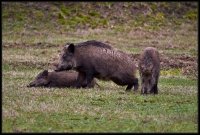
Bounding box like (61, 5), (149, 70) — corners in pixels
(50, 41), (112, 70)
(55, 40), (138, 91)
(139, 47), (160, 94)
(27, 70), (96, 88)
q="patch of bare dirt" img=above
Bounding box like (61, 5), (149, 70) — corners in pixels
(160, 54), (197, 69)
(129, 53), (197, 78)
(130, 53), (196, 69)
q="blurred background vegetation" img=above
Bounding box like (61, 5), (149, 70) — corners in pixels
(2, 2), (197, 34)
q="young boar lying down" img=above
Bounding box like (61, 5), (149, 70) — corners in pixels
(55, 40), (138, 91)
(27, 70), (96, 88)
(139, 47), (160, 94)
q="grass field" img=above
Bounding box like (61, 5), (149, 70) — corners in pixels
(2, 2), (198, 133)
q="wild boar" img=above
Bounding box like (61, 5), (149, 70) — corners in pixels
(138, 47), (160, 94)
(55, 40), (138, 91)
(50, 41), (113, 70)
(27, 70), (96, 88)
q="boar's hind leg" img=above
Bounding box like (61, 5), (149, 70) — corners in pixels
(126, 78), (139, 91)
(133, 78), (139, 91)
(126, 84), (133, 91)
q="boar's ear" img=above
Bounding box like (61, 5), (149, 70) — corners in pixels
(42, 70), (48, 77)
(67, 43), (75, 54)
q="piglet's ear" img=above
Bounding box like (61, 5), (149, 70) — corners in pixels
(42, 70), (48, 77)
(67, 43), (75, 53)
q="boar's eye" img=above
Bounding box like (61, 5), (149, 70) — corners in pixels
(62, 54), (66, 59)
(62, 53), (73, 60)
(62, 54), (68, 59)
(36, 76), (43, 80)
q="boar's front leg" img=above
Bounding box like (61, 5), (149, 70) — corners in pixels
(154, 84), (158, 94)
(150, 75), (158, 94)
(85, 72), (95, 88)
(76, 72), (87, 88)
(150, 83), (158, 94)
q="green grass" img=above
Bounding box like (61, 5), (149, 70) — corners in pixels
(2, 45), (198, 132)
(2, 2), (198, 133)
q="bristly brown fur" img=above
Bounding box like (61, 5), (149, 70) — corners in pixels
(139, 47), (160, 94)
(56, 40), (138, 91)
(27, 70), (96, 88)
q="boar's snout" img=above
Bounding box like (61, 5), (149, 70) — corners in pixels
(55, 66), (65, 72)
(27, 82), (35, 87)
(55, 64), (72, 72)
(54, 68), (61, 72)
(141, 87), (148, 94)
